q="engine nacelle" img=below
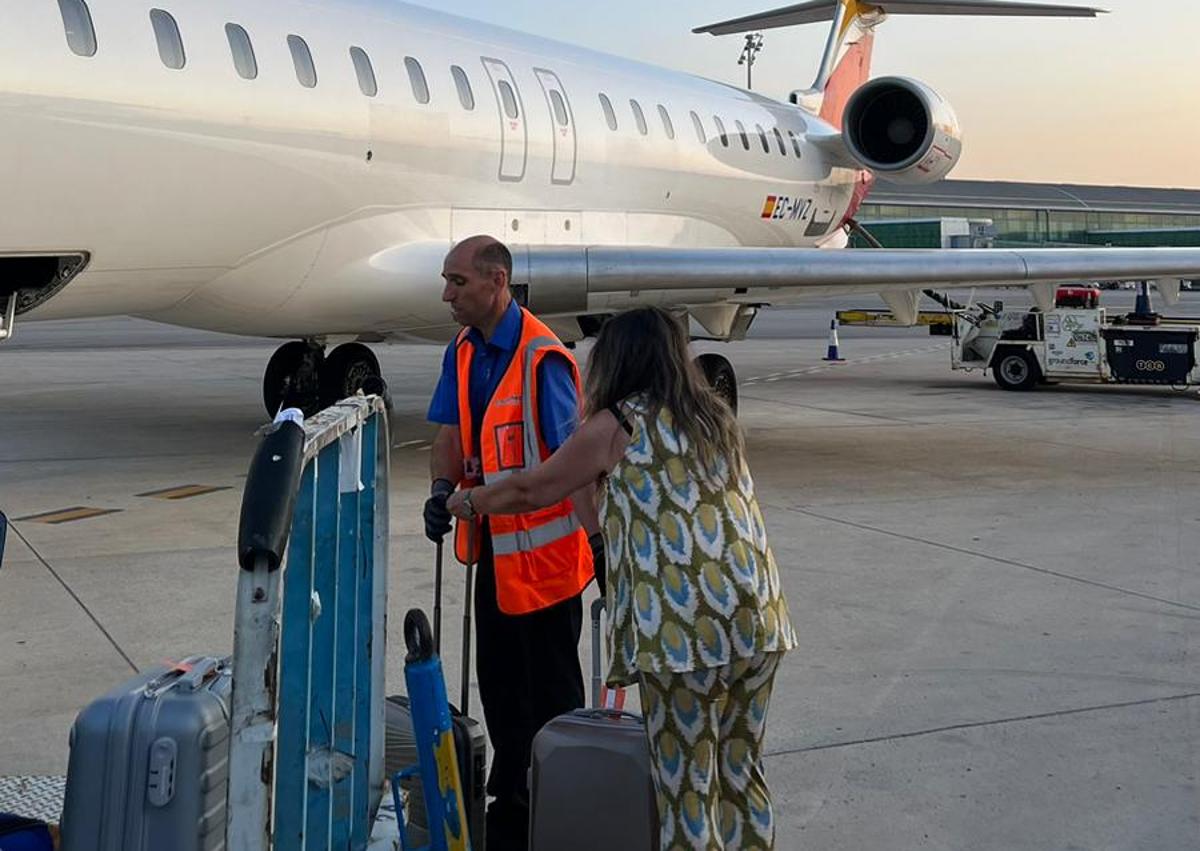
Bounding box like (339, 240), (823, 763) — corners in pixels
(842, 77), (962, 184)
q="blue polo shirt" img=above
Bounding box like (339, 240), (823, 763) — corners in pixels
(427, 301), (579, 452)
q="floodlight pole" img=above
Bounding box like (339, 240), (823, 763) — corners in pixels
(738, 33), (764, 90)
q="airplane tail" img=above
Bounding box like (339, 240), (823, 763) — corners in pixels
(694, 0), (1104, 125)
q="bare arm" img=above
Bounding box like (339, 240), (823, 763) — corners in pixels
(430, 425), (463, 487)
(449, 411), (627, 518)
(571, 482), (601, 536)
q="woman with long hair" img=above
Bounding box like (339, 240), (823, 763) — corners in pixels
(448, 306), (796, 850)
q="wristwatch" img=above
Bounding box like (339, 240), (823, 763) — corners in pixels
(462, 488), (478, 519)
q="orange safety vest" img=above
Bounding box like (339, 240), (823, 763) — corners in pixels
(454, 307), (594, 614)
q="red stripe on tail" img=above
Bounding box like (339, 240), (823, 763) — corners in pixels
(818, 31), (875, 130)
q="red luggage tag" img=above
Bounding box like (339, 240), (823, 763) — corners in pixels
(598, 684), (627, 711)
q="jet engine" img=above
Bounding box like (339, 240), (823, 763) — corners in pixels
(842, 77), (962, 184)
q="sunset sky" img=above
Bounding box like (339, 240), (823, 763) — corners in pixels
(417, 0), (1200, 189)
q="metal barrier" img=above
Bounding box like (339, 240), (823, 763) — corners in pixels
(227, 396), (390, 850)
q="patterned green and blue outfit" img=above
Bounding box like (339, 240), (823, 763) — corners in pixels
(600, 395), (797, 850)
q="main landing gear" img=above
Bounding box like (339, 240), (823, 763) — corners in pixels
(694, 353), (738, 415)
(262, 340), (382, 417)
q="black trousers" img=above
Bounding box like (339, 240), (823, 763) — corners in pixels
(474, 532), (585, 851)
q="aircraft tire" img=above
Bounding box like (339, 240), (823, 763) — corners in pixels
(695, 353), (738, 415)
(992, 348), (1040, 391)
(319, 343), (381, 408)
(263, 341), (324, 417)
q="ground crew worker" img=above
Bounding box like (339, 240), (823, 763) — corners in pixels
(423, 235), (602, 851)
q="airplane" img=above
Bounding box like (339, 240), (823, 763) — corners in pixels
(3, 0), (1200, 416)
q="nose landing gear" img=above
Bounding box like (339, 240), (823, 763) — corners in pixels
(319, 343), (382, 409)
(262, 341), (383, 417)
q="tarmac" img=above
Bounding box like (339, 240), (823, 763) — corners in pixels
(1, 292), (1197, 849)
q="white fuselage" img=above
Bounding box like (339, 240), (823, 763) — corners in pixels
(0, 0), (859, 339)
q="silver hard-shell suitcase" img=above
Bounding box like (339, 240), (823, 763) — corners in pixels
(61, 656), (232, 851)
(528, 599), (660, 850)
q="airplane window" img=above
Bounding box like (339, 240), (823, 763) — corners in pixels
(756, 123), (770, 153)
(690, 111), (706, 144)
(498, 80), (519, 119)
(657, 105), (674, 140)
(549, 90), (569, 126)
(225, 23), (257, 80)
(406, 57), (430, 104)
(350, 47), (377, 97)
(630, 100), (648, 136)
(57, 0), (97, 57)
(287, 35), (317, 88)
(599, 94), (617, 131)
(451, 65), (475, 110)
(773, 126), (787, 156)
(149, 9), (185, 69)
(788, 129), (804, 158)
(734, 120), (750, 151)
(712, 115), (729, 148)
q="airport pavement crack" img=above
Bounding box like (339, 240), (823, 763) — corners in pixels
(6, 522), (139, 674)
(779, 505), (1200, 615)
(765, 690), (1200, 758)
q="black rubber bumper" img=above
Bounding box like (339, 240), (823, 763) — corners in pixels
(237, 420), (305, 571)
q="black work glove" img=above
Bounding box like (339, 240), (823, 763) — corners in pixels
(589, 533), (607, 599)
(424, 478), (455, 543)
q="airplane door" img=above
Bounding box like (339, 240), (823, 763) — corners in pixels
(481, 58), (527, 182)
(533, 69), (577, 185)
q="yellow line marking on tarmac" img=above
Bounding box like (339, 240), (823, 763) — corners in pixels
(15, 507), (122, 525)
(135, 484), (232, 500)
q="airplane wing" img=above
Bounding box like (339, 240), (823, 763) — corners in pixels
(516, 245), (1200, 322)
(520, 245), (1200, 292)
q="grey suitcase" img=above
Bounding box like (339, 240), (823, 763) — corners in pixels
(61, 656), (232, 851)
(528, 599), (660, 850)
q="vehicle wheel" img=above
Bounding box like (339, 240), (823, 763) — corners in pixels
(263, 341), (324, 417)
(320, 343), (381, 407)
(695, 353), (738, 415)
(992, 348), (1040, 391)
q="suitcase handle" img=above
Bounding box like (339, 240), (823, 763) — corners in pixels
(590, 598), (607, 709)
(144, 656), (226, 696)
(176, 657), (224, 691)
(433, 528), (475, 716)
(575, 708), (642, 724)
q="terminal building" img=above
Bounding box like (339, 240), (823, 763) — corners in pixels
(854, 179), (1200, 254)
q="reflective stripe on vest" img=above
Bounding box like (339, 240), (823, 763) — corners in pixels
(491, 513), (582, 557)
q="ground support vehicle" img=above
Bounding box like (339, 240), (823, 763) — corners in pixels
(951, 304), (1200, 391)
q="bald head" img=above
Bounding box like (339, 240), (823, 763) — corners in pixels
(450, 235), (512, 281)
